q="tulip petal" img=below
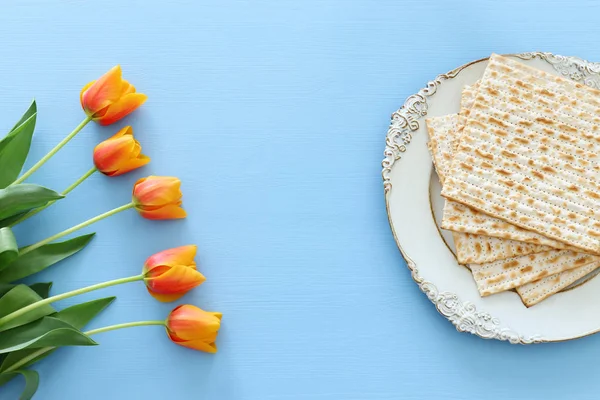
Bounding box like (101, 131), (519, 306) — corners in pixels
(110, 125), (132, 139)
(166, 330), (218, 353)
(145, 245), (197, 269)
(97, 93), (147, 126)
(138, 204), (187, 220)
(93, 136), (137, 173)
(111, 155), (150, 176)
(147, 288), (185, 302)
(145, 265), (205, 298)
(80, 81), (94, 107)
(81, 66), (124, 116)
(133, 176), (181, 207)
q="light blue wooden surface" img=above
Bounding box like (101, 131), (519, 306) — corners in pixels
(2, 0), (600, 399)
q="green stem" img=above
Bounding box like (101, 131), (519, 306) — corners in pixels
(0, 274), (144, 327)
(3, 320), (164, 373)
(85, 320), (166, 336)
(13, 116), (92, 185)
(20, 202), (134, 256)
(9, 167), (98, 227)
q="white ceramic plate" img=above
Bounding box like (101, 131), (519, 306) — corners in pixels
(383, 52), (600, 343)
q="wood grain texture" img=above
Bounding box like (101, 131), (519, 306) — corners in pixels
(2, 0), (600, 399)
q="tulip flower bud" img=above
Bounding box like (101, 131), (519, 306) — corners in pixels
(80, 65), (147, 125)
(166, 305), (222, 353)
(143, 245), (205, 302)
(93, 126), (150, 176)
(132, 176), (186, 220)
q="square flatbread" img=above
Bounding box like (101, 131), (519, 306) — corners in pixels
(428, 101), (600, 303)
(441, 81), (584, 253)
(442, 53), (600, 254)
(471, 250), (598, 296)
(516, 261), (600, 307)
(427, 113), (548, 264)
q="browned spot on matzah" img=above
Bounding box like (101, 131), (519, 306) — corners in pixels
(536, 270), (549, 278)
(460, 162), (473, 171)
(492, 205), (504, 213)
(586, 190), (600, 199)
(501, 150), (516, 158)
(575, 257), (592, 265)
(474, 243), (482, 254)
(485, 242), (492, 252)
(520, 266), (533, 273)
(496, 169), (512, 176)
(475, 149), (493, 160)
(531, 171), (544, 180)
(503, 260), (520, 269)
(519, 120), (533, 127)
(475, 229), (487, 235)
(589, 230), (600, 238)
(514, 137), (529, 145)
(542, 166), (556, 173)
(487, 87), (499, 96)
(561, 153), (575, 161)
(558, 124), (577, 133)
(568, 185), (579, 192)
(539, 145), (549, 152)
(540, 88), (555, 97)
(486, 275), (505, 284)
(536, 117), (554, 125)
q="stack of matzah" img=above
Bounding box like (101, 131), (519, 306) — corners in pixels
(427, 54), (600, 307)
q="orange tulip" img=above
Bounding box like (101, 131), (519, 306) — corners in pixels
(132, 176), (186, 220)
(93, 126), (150, 176)
(166, 305), (222, 353)
(143, 245), (205, 302)
(80, 65), (147, 126)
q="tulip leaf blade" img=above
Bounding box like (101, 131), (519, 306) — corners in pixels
(0, 369), (39, 399)
(0, 233), (95, 283)
(0, 282), (51, 299)
(0, 101), (38, 188)
(0, 184), (63, 221)
(0, 285), (55, 333)
(0, 227), (18, 270)
(0, 316), (97, 354)
(27, 282), (52, 299)
(0, 296), (116, 373)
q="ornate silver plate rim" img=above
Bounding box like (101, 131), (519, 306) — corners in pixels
(382, 52), (600, 344)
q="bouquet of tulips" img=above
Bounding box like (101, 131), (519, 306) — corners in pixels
(0, 67), (221, 399)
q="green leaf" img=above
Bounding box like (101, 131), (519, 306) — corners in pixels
(0, 184), (63, 221)
(54, 296), (116, 329)
(0, 316), (96, 354)
(0, 369), (39, 399)
(0, 102), (37, 188)
(0, 297), (116, 373)
(28, 283), (52, 299)
(0, 212), (28, 228)
(0, 228), (17, 270)
(0, 283), (51, 299)
(0, 285), (55, 332)
(0, 233), (95, 283)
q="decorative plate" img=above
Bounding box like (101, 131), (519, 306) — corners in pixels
(383, 52), (600, 343)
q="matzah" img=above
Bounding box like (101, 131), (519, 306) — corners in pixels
(516, 260), (600, 307)
(428, 98), (599, 300)
(442, 53), (600, 254)
(441, 80), (586, 253)
(470, 250), (599, 296)
(427, 112), (549, 264)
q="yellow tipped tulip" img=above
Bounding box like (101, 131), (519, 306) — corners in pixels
(132, 176), (187, 220)
(93, 126), (150, 176)
(143, 245), (205, 302)
(166, 305), (222, 353)
(80, 65), (147, 125)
